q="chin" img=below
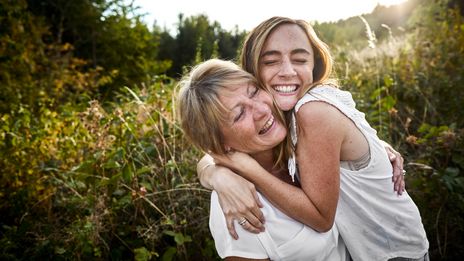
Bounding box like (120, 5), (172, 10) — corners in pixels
(277, 100), (297, 112)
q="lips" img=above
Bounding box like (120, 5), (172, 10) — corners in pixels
(273, 85), (298, 94)
(259, 116), (275, 135)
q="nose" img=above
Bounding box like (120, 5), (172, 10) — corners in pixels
(252, 100), (269, 120)
(278, 57), (297, 77)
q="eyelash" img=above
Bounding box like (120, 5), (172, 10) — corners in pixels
(234, 88), (259, 122)
(250, 87), (259, 98)
(262, 58), (309, 65)
(234, 108), (244, 122)
(263, 60), (278, 65)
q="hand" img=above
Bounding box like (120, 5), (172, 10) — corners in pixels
(383, 143), (405, 195)
(210, 165), (266, 239)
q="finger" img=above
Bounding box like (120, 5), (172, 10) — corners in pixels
(392, 165), (400, 184)
(251, 207), (266, 228)
(396, 180), (402, 196)
(252, 192), (266, 226)
(226, 216), (238, 240)
(239, 220), (261, 234)
(389, 151), (396, 161)
(397, 178), (405, 195)
(243, 212), (264, 232)
(394, 167), (404, 192)
(254, 192), (264, 209)
(393, 156), (403, 182)
(397, 157), (404, 175)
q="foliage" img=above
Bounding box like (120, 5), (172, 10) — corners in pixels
(154, 14), (247, 77)
(314, 0), (420, 49)
(0, 79), (215, 260)
(336, 0), (464, 259)
(1, 0), (463, 259)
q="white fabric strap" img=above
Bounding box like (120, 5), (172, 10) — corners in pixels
(256, 231), (281, 260)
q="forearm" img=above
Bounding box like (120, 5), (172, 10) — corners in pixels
(243, 165), (334, 232)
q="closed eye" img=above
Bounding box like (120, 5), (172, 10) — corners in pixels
(250, 87), (259, 98)
(233, 107), (244, 122)
(294, 59), (307, 64)
(262, 60), (279, 65)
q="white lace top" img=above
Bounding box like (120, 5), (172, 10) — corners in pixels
(289, 85), (429, 260)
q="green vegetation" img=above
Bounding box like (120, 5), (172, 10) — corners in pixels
(1, 0), (463, 259)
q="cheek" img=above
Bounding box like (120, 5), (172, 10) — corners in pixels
(301, 68), (314, 84)
(223, 125), (253, 148)
(260, 69), (273, 86)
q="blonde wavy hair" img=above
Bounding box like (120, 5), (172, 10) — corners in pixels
(239, 17), (336, 163)
(240, 16), (335, 97)
(177, 59), (288, 167)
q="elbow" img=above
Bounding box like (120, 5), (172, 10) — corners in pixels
(306, 215), (335, 233)
(316, 220), (335, 233)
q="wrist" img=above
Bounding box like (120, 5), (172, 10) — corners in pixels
(198, 162), (216, 190)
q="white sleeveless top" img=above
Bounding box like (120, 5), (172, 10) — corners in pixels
(289, 85), (429, 261)
(209, 191), (348, 260)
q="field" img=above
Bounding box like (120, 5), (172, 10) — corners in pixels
(1, 0), (463, 260)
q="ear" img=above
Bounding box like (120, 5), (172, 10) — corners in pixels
(224, 146), (231, 153)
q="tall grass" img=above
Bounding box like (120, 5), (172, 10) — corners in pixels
(0, 77), (217, 260)
(336, 5), (464, 259)
(1, 1), (463, 260)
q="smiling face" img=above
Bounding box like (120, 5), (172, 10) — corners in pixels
(219, 82), (287, 155)
(259, 24), (315, 111)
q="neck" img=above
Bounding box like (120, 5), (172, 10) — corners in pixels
(251, 149), (293, 184)
(250, 149), (280, 175)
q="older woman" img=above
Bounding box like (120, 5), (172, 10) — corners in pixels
(198, 17), (429, 260)
(177, 59), (347, 260)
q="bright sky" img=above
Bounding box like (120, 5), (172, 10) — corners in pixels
(133, 0), (408, 33)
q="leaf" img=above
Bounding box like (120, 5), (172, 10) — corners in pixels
(55, 247), (66, 255)
(134, 247), (152, 261)
(122, 164), (133, 183)
(163, 230), (176, 237)
(136, 166), (152, 175)
(161, 247), (176, 261)
(174, 233), (192, 245)
(102, 160), (120, 169)
(383, 75), (394, 88)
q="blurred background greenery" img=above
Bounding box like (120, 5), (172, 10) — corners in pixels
(0, 0), (463, 259)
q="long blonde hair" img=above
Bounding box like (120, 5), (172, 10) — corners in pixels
(240, 16), (335, 96)
(239, 17), (336, 164)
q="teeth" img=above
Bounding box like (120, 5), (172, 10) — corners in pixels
(259, 116), (274, 134)
(274, 85), (297, 93)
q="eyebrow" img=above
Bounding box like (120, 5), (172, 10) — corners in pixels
(260, 48), (311, 58)
(225, 83), (251, 112)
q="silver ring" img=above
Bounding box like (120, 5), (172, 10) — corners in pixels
(238, 217), (247, 226)
(402, 169), (406, 176)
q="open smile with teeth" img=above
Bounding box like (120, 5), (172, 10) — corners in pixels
(259, 116), (275, 135)
(274, 85), (298, 93)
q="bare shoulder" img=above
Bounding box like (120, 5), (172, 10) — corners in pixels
(296, 101), (346, 132)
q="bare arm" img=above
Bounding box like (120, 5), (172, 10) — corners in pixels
(197, 154), (216, 190)
(214, 102), (346, 232)
(293, 102), (345, 229)
(214, 102), (406, 233)
(197, 154), (265, 239)
(214, 151), (337, 232)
